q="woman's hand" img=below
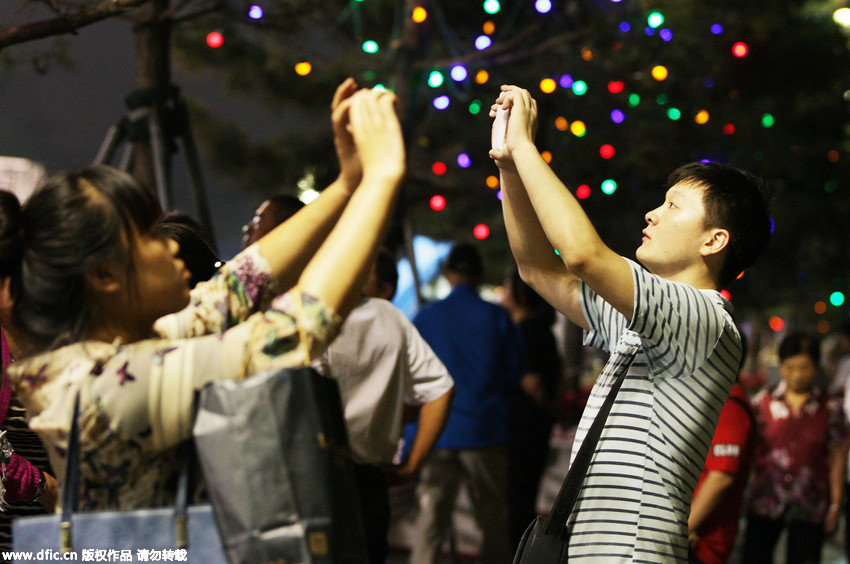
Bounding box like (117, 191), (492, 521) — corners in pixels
(348, 89), (406, 185)
(331, 78), (362, 193)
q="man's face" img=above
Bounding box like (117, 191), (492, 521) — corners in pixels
(635, 181), (714, 277)
(241, 200), (280, 248)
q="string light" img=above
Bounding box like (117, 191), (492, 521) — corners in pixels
(473, 224), (490, 239)
(206, 31), (224, 48)
(412, 6), (428, 23)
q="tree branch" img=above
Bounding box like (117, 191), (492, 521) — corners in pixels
(0, 0), (152, 51)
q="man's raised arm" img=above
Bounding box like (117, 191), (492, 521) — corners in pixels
(490, 85), (634, 322)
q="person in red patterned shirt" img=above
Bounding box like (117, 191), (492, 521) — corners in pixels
(688, 378), (755, 564)
(741, 332), (850, 564)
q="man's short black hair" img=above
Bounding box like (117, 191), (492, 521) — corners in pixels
(667, 162), (772, 287)
(374, 248), (399, 298)
(443, 243), (484, 284)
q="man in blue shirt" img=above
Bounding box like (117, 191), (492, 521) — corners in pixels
(409, 243), (525, 564)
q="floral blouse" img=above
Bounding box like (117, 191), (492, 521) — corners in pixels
(747, 381), (848, 524)
(7, 246), (340, 511)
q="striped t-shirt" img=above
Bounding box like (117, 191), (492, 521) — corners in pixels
(569, 258), (741, 563)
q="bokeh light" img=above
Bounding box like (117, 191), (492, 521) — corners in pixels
(428, 71), (444, 87)
(294, 62), (312, 76)
(732, 42), (748, 57)
(599, 144), (615, 159)
(601, 179), (617, 194)
(248, 5), (263, 19)
(570, 120), (587, 137)
(432, 162), (447, 175)
(831, 291), (845, 306)
(560, 75), (574, 88)
(768, 316), (785, 332)
(611, 109), (626, 124)
(608, 81), (625, 94)
(540, 78), (557, 93)
(476, 70), (489, 84)
(475, 35), (493, 50)
(433, 95), (450, 110)
(541, 151), (553, 163)
(486, 175), (500, 189)
(429, 195), (446, 211)
(815, 301), (827, 314)
(451, 65), (468, 81)
(572, 81), (588, 95)
(412, 7), (428, 23)
(695, 110), (709, 124)
(362, 40), (379, 53)
(535, 0), (552, 13)
(576, 185), (591, 199)
(206, 31), (224, 48)
(474, 224), (491, 240)
(651, 65), (669, 81)
(483, 0), (500, 15)
(555, 117), (569, 131)
(647, 12), (664, 28)
(457, 153), (472, 168)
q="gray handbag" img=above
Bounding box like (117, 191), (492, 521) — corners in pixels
(12, 393), (227, 563)
(193, 365), (368, 564)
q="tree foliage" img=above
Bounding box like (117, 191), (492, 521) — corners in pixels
(3, 0), (850, 327)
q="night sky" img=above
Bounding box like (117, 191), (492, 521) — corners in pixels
(0, 14), (307, 259)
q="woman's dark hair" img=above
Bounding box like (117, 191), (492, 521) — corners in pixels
(778, 331), (821, 365)
(156, 216), (220, 287)
(0, 165), (162, 351)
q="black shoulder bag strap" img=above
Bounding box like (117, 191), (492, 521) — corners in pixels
(543, 348), (637, 537)
(59, 391), (196, 553)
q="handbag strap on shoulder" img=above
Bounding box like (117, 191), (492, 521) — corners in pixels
(61, 390), (196, 551)
(543, 346), (637, 537)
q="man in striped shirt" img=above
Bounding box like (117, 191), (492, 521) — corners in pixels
(489, 85), (772, 562)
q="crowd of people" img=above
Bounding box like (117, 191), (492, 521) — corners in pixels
(0, 77), (845, 564)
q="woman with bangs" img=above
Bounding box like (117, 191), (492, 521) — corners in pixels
(0, 81), (406, 510)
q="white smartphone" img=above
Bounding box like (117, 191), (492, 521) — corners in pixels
(492, 105), (510, 151)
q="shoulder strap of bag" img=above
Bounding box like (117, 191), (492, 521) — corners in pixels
(543, 347), (637, 537)
(60, 392), (82, 551)
(61, 390), (195, 552)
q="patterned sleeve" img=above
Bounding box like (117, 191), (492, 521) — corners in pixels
(578, 257), (633, 353)
(626, 258), (741, 380)
(13, 290), (341, 454)
(154, 245), (279, 339)
(827, 395), (849, 447)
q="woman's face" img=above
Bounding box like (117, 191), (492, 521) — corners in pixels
(780, 352), (818, 394)
(128, 231), (192, 325)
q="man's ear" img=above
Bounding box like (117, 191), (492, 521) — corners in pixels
(85, 264), (122, 295)
(701, 228), (730, 257)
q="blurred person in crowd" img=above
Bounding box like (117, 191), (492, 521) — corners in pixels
(242, 194), (305, 249)
(500, 266), (561, 549)
(3, 82), (407, 510)
(408, 242), (524, 564)
(688, 337), (756, 564)
(315, 249), (455, 564)
(742, 332), (849, 564)
(0, 191), (57, 557)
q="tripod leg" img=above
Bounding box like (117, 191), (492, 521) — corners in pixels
(176, 104), (218, 252)
(148, 109), (172, 210)
(93, 118), (129, 166)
